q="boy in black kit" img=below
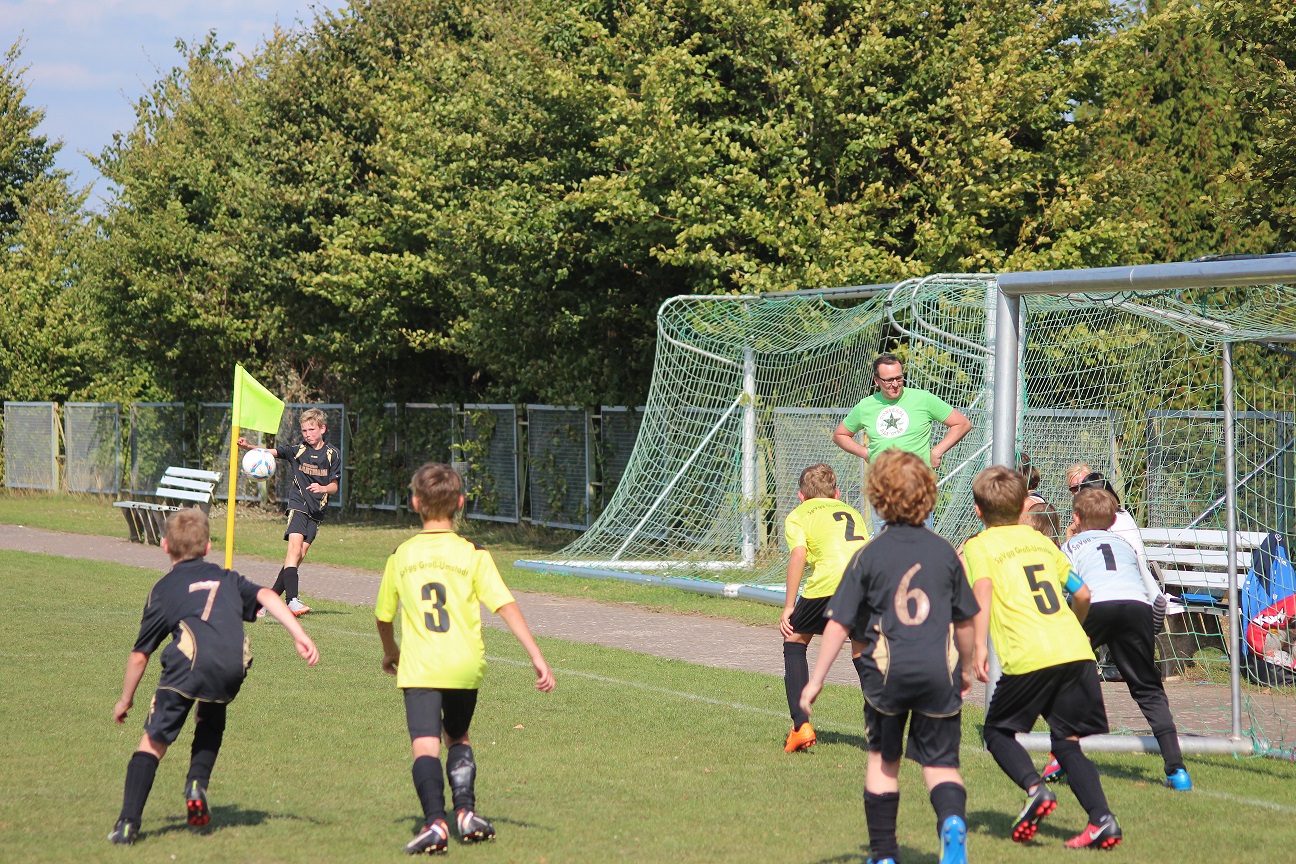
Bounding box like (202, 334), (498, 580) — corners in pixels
(238, 407), (342, 616)
(108, 509), (319, 845)
(801, 450), (980, 864)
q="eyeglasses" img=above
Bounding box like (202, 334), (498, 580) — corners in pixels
(1068, 484), (1082, 493)
(876, 375), (904, 385)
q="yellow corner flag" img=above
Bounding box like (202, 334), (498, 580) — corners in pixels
(226, 365), (285, 568)
(233, 365), (285, 433)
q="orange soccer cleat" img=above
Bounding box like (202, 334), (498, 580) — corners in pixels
(784, 722), (816, 753)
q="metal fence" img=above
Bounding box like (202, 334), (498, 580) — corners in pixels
(2, 402), (58, 490)
(1, 400), (645, 531)
(64, 402), (120, 493)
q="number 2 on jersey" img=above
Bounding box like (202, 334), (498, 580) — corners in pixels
(1023, 564), (1061, 614)
(833, 511), (866, 542)
(421, 582), (450, 632)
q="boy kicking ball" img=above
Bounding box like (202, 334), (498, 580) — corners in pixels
(108, 509), (318, 845)
(800, 450), (980, 864)
(779, 462), (870, 752)
(377, 463), (554, 855)
(963, 466), (1121, 850)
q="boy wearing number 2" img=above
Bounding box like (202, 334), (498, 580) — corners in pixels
(779, 463), (870, 752)
(963, 467), (1122, 851)
(376, 463), (554, 855)
(800, 450), (979, 864)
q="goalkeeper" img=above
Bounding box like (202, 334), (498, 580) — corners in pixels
(1042, 487), (1192, 791)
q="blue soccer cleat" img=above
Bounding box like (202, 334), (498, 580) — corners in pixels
(939, 814), (968, 864)
(1164, 767), (1193, 791)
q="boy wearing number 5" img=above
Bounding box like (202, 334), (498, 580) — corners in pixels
(800, 450), (979, 864)
(964, 466), (1122, 850)
(376, 463), (554, 855)
(779, 463), (870, 753)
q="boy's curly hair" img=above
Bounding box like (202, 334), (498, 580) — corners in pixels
(867, 450), (936, 526)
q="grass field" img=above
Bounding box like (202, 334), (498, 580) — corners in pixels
(0, 490), (778, 626)
(4, 550), (1296, 862)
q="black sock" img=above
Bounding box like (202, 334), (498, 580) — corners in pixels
(120, 751), (160, 824)
(271, 567), (287, 597)
(929, 781), (967, 834)
(983, 724), (1042, 791)
(864, 790), (901, 861)
(187, 702), (227, 789)
(283, 567), (299, 600)
(446, 743), (477, 813)
(1051, 737), (1110, 823)
(412, 756), (446, 825)
(783, 642), (810, 729)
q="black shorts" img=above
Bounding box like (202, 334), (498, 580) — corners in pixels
(285, 510), (321, 544)
(404, 688), (478, 741)
(788, 595), (832, 636)
(985, 659), (1109, 739)
(865, 702), (962, 767)
(143, 689), (226, 745)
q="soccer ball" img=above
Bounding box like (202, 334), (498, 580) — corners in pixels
(241, 448), (277, 480)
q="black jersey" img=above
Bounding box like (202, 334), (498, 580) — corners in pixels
(133, 558), (263, 702)
(275, 441), (342, 518)
(826, 523), (980, 716)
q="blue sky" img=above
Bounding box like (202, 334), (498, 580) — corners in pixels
(3, 1), (346, 208)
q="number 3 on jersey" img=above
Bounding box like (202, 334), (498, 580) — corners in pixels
(421, 582), (450, 632)
(1023, 564), (1061, 614)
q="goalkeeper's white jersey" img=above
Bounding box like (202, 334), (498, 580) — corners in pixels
(1061, 530), (1151, 605)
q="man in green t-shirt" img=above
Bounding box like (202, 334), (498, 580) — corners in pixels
(832, 354), (972, 470)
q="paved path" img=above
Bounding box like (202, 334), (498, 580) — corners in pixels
(6, 524), (1285, 740)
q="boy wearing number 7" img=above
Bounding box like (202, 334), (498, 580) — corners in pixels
(963, 467), (1122, 850)
(108, 509), (319, 845)
(800, 450), (980, 864)
(376, 462), (554, 855)
(779, 463), (870, 753)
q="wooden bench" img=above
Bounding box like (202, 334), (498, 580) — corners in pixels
(115, 467), (222, 545)
(1141, 528), (1269, 610)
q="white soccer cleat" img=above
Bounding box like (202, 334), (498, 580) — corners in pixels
(287, 597), (311, 617)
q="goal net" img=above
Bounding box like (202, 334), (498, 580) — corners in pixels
(529, 273), (1296, 755)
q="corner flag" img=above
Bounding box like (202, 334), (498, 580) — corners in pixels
(233, 365), (285, 433)
(226, 365), (284, 568)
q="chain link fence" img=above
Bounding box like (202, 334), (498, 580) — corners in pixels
(64, 402), (121, 493)
(2, 400), (644, 531)
(2, 402), (59, 490)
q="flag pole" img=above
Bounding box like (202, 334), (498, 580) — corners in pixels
(225, 423), (240, 569)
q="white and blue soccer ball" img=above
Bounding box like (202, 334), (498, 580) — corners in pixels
(241, 448), (277, 480)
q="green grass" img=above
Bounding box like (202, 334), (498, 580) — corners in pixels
(0, 489), (780, 627)
(3, 550), (1296, 862)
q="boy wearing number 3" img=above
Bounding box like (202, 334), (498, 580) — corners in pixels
(376, 463), (554, 855)
(800, 450), (980, 864)
(963, 467), (1122, 850)
(779, 463), (870, 752)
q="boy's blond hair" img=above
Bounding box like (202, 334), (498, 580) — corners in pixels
(411, 463), (463, 520)
(798, 463), (838, 499)
(868, 450), (936, 526)
(165, 508), (210, 560)
(1071, 487), (1119, 532)
(300, 407), (327, 428)
(972, 466), (1027, 527)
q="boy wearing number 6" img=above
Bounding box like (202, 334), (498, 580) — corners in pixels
(376, 462), (554, 855)
(964, 467), (1122, 850)
(779, 463), (871, 752)
(800, 450), (980, 864)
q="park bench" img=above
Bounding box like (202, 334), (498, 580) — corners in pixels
(114, 467), (222, 545)
(1140, 527), (1269, 675)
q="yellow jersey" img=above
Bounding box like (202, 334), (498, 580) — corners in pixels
(962, 523), (1093, 675)
(375, 530), (516, 689)
(784, 497), (870, 598)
